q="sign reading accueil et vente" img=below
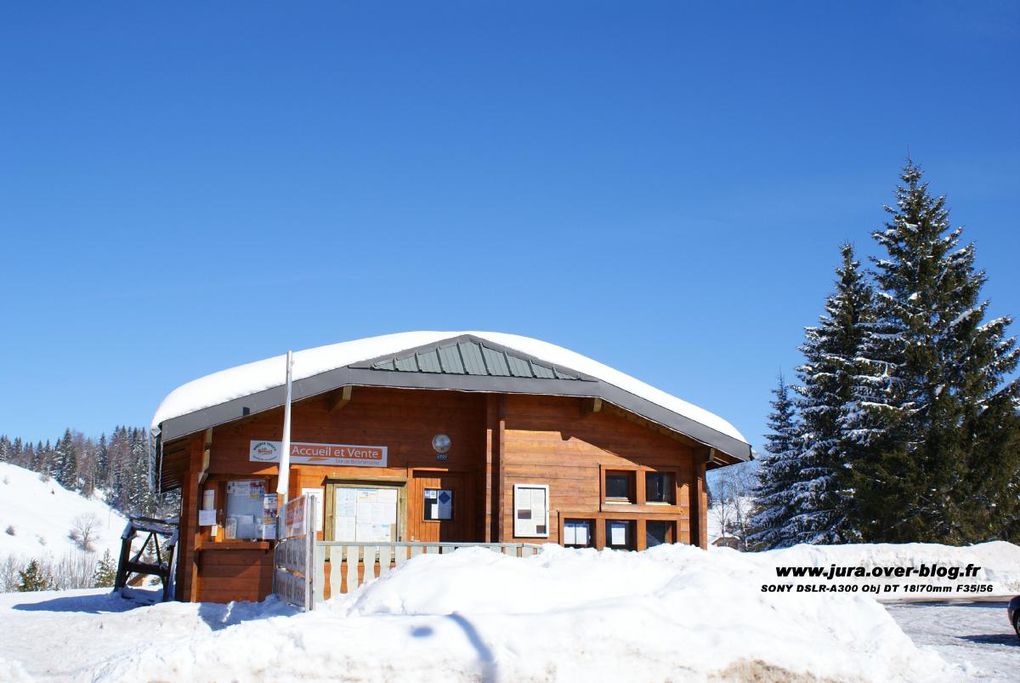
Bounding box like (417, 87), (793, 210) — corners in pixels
(249, 440), (388, 467)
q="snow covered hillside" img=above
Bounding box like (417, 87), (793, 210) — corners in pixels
(8, 543), (1017, 682)
(0, 463), (126, 563)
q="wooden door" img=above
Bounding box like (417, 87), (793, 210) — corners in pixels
(408, 471), (475, 542)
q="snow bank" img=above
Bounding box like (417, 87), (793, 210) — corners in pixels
(151, 331), (747, 444)
(0, 463), (127, 562)
(69, 545), (960, 683)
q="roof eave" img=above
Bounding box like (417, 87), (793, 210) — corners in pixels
(156, 367), (750, 464)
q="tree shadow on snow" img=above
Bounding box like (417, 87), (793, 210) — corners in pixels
(408, 613), (498, 683)
(197, 598), (297, 632)
(13, 590), (147, 614)
(958, 633), (1019, 647)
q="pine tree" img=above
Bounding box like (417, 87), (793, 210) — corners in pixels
(93, 551), (117, 588)
(17, 560), (51, 592)
(748, 375), (803, 549)
(853, 161), (1020, 542)
(792, 244), (874, 543)
(51, 429), (78, 489)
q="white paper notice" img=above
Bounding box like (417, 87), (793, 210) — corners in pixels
(563, 523), (576, 545)
(517, 488), (531, 513)
(198, 509), (216, 527)
(430, 503), (439, 519)
(336, 489), (357, 518)
(335, 517), (356, 542)
(610, 522), (627, 546)
(532, 490), (546, 518)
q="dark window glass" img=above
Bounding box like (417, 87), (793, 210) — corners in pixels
(645, 520), (675, 547)
(605, 472), (633, 501)
(645, 472), (675, 504)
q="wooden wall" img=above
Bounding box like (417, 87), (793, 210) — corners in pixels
(170, 386), (710, 603)
(499, 394), (703, 549)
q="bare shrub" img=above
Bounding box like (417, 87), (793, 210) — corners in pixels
(0, 555), (21, 592)
(68, 513), (100, 552)
(51, 550), (97, 590)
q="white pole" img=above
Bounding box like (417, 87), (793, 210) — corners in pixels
(277, 350), (294, 503)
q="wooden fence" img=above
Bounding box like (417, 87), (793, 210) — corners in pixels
(311, 542), (541, 603)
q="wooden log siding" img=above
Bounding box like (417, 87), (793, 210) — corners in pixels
(167, 386), (710, 603)
(499, 394), (701, 548)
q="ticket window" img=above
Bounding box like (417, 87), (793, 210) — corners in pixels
(332, 486), (400, 543)
(563, 519), (594, 548)
(222, 479), (277, 541)
(645, 520), (676, 547)
(606, 519), (636, 550)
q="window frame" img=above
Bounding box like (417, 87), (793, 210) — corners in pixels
(599, 464), (685, 513)
(606, 519), (636, 550)
(644, 519), (676, 547)
(644, 471), (676, 505)
(603, 470), (636, 504)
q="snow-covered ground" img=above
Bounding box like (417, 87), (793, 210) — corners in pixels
(0, 463), (126, 562)
(7, 541), (1020, 682)
(887, 599), (1017, 682)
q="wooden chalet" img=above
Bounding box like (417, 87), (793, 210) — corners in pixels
(152, 332), (751, 603)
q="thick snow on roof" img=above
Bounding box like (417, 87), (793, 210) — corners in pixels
(152, 331), (747, 443)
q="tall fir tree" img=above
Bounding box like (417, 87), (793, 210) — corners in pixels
(791, 244), (874, 543)
(851, 161), (1020, 542)
(748, 374), (803, 549)
(51, 429), (77, 488)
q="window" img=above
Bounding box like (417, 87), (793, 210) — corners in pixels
(562, 519), (593, 548)
(606, 519), (635, 550)
(645, 472), (675, 504)
(605, 471), (635, 503)
(423, 488), (454, 521)
(224, 479), (273, 541)
(645, 520), (676, 547)
(513, 484), (549, 537)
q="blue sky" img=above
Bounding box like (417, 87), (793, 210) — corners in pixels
(1, 2), (1018, 452)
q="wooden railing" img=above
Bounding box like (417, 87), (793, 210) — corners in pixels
(311, 542), (541, 602)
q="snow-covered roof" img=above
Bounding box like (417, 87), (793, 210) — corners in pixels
(152, 331), (750, 461)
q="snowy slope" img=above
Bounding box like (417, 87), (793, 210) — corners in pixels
(0, 463), (127, 562)
(151, 331), (748, 443)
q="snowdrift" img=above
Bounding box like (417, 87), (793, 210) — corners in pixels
(0, 463), (127, 562)
(70, 544), (975, 682)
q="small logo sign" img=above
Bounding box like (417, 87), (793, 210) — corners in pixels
(250, 441), (279, 462)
